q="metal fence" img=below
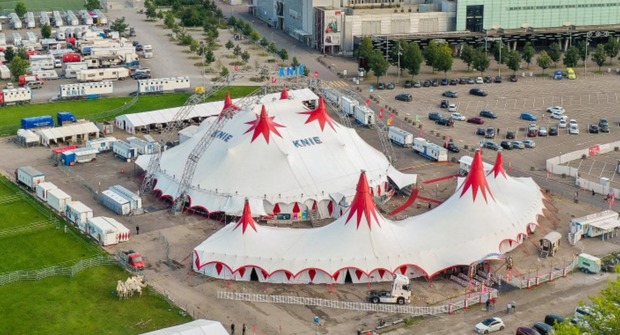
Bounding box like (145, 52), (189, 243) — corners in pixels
(508, 258), (578, 289)
(0, 255), (117, 287)
(217, 289), (497, 316)
(0, 219), (56, 238)
(87, 95), (141, 122)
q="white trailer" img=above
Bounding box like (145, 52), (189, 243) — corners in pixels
(60, 81), (114, 98)
(77, 68), (129, 82)
(9, 14), (22, 30)
(110, 184), (142, 212)
(12, 32), (22, 46)
(0, 33), (6, 46)
(94, 10), (108, 25)
(65, 11), (79, 26)
(0, 65), (9, 79)
(87, 216), (129, 245)
(320, 88), (340, 107)
(127, 136), (160, 154)
(36, 182), (58, 201)
(48, 48), (74, 58)
(29, 54), (55, 70)
(568, 210), (620, 245)
(388, 127), (414, 148)
(25, 12), (36, 29)
(79, 10), (93, 25)
(16, 166), (45, 190)
(55, 29), (65, 41)
(46, 188), (72, 214)
(30, 69), (59, 80)
(113, 140), (137, 160)
(52, 11), (64, 28)
(71, 147), (98, 163)
(39, 12), (50, 26)
(63, 62), (89, 79)
(101, 190), (131, 215)
(340, 96), (358, 116)
(65, 201), (94, 231)
(25, 31), (37, 43)
(90, 46), (136, 59)
(412, 138), (448, 162)
(137, 77), (191, 94)
(1, 88), (32, 105)
(105, 217), (130, 242)
(86, 136), (117, 152)
(353, 105), (375, 127)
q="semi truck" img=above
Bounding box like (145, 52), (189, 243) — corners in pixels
(388, 126), (414, 148)
(412, 137), (448, 162)
(15, 166), (45, 191)
(57, 112), (77, 126)
(367, 274), (411, 305)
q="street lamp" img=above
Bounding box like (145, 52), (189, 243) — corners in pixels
(584, 31), (610, 74)
(397, 40), (403, 84)
(200, 41), (206, 91)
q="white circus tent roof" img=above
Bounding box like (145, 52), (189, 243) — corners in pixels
(137, 92), (416, 217)
(193, 151), (547, 284)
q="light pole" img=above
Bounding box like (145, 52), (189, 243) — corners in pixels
(397, 40), (402, 84)
(498, 39), (503, 77)
(200, 41), (206, 91)
(584, 31), (610, 75)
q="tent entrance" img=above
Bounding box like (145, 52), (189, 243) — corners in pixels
(344, 270), (353, 284)
(250, 268), (259, 282)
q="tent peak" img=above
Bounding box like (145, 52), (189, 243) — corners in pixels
(345, 171), (381, 230)
(300, 97), (337, 131)
(244, 105), (286, 143)
(459, 150), (494, 203)
(234, 199), (258, 234)
(222, 92), (240, 113)
(489, 151), (508, 179)
(280, 87), (289, 100)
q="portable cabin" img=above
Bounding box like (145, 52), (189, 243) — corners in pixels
(86, 216), (118, 246)
(16, 166), (45, 190)
(86, 136), (117, 153)
(109, 184), (142, 212)
(65, 201), (94, 231)
(46, 188), (72, 214)
(578, 253), (601, 274)
(36, 182), (58, 201)
(100, 189), (131, 215)
(539, 231), (561, 258)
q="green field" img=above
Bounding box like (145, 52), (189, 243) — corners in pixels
(0, 0), (85, 12)
(0, 265), (193, 335)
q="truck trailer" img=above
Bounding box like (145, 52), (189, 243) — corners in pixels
(388, 127), (414, 148)
(46, 188), (72, 214)
(353, 105), (375, 127)
(109, 184), (142, 213)
(412, 137), (448, 162)
(65, 201), (94, 231)
(59, 81), (113, 99)
(36, 182), (58, 201)
(100, 189), (131, 215)
(21, 115), (54, 129)
(57, 112), (77, 126)
(16, 166), (45, 191)
(86, 136), (117, 153)
(137, 77), (191, 94)
(112, 140), (137, 160)
(340, 96), (358, 116)
(86, 216), (118, 245)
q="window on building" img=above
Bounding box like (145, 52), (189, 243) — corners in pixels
(465, 5), (484, 33)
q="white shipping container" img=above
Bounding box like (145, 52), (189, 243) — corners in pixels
(110, 184), (142, 211)
(65, 201), (94, 231)
(137, 77), (191, 94)
(412, 137), (447, 162)
(86, 136), (117, 152)
(101, 190), (131, 215)
(112, 140), (137, 160)
(388, 127), (414, 148)
(46, 188), (72, 214)
(127, 136), (160, 155)
(86, 216), (118, 246)
(16, 166), (45, 190)
(340, 96), (358, 116)
(30, 69), (59, 80)
(353, 105), (375, 127)
(60, 81), (113, 98)
(72, 147), (98, 163)
(36, 182), (58, 201)
(104, 217), (131, 242)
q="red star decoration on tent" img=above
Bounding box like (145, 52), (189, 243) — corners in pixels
(280, 87), (289, 100)
(489, 151), (508, 179)
(234, 200), (258, 234)
(345, 171), (381, 230)
(459, 151), (494, 203)
(223, 92), (240, 112)
(300, 97), (337, 131)
(244, 105), (286, 144)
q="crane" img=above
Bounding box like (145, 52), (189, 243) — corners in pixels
(139, 76), (233, 196)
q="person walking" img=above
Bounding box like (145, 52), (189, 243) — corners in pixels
(136, 225), (140, 235)
(242, 323), (246, 335)
(486, 299), (491, 311)
(511, 301), (517, 313)
(230, 323), (235, 335)
(490, 297), (496, 311)
(506, 303), (512, 314)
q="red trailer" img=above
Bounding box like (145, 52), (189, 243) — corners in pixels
(26, 50), (41, 59)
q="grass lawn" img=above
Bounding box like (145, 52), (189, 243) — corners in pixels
(0, 86), (259, 133)
(0, 200), (50, 229)
(0, 265), (193, 335)
(0, 178), (15, 196)
(0, 0), (84, 11)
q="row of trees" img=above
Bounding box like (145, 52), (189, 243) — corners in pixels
(13, 0), (100, 17)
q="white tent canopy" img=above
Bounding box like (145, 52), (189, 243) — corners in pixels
(140, 319), (229, 335)
(193, 151), (546, 284)
(137, 92), (416, 218)
(36, 122), (100, 146)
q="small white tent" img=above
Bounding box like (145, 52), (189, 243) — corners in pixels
(140, 319), (229, 335)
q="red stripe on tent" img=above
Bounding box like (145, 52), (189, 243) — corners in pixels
(215, 263), (223, 275)
(238, 267), (246, 278)
(273, 203), (281, 214)
(292, 202), (300, 213)
(378, 269), (385, 278)
(355, 269), (363, 280)
(308, 269), (316, 281)
(333, 271), (340, 281)
(262, 269), (268, 278)
(389, 189), (419, 215)
(312, 200), (317, 210)
(327, 201), (334, 215)
(285, 272), (292, 280)
(194, 252), (200, 269)
(423, 174), (460, 184)
(377, 185), (382, 196)
(399, 266), (407, 275)
(417, 196), (443, 204)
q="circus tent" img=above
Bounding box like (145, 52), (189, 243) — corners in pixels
(192, 151), (547, 284)
(136, 91), (416, 218)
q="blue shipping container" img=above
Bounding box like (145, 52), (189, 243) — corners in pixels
(57, 112), (77, 126)
(61, 151), (76, 166)
(21, 116), (54, 129)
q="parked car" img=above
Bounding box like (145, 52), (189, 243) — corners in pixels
(538, 126), (548, 136)
(444, 142), (460, 153)
(428, 112), (441, 121)
(505, 131), (515, 139)
(516, 326), (541, 335)
(494, 75), (503, 83)
(25, 81), (43, 89)
(467, 77), (476, 84)
(450, 112), (465, 121)
(589, 124), (600, 133)
(559, 119), (567, 128)
(443, 90), (458, 98)
(549, 126), (558, 136)
(386, 82), (396, 90)
(377, 82), (386, 90)
(468, 117), (485, 125)
(404, 80), (413, 88)
(483, 75), (493, 83)
(524, 139), (536, 148)
(500, 141), (513, 150)
(450, 79), (458, 85)
(423, 80), (431, 87)
(475, 76), (484, 84)
(480, 110), (497, 119)
(413, 80), (421, 88)
(441, 78), (449, 86)
(512, 140), (525, 149)
(476, 127), (486, 135)
(485, 127), (496, 138)
(532, 322), (554, 335)
(474, 317), (505, 334)
(510, 74), (518, 82)
(550, 112), (567, 120)
(440, 99), (449, 108)
(395, 93), (413, 102)
(459, 77), (468, 85)
(470, 88), (488, 96)
(132, 72), (151, 80)
(546, 106), (565, 114)
(448, 104), (458, 112)
(431, 79), (440, 86)
(436, 117), (454, 126)
(527, 127), (538, 137)
(544, 314), (565, 327)
(482, 141), (501, 151)
(520, 112), (538, 121)
(569, 124), (580, 135)
(599, 118), (610, 132)
(136, 44), (144, 51)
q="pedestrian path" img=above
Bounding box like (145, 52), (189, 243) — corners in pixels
(326, 80), (349, 88)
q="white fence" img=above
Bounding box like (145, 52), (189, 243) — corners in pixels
(508, 258), (578, 289)
(217, 289), (497, 316)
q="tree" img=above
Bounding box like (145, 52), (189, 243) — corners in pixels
(278, 48), (288, 61)
(434, 42), (453, 77)
(537, 50), (552, 74)
(461, 44), (476, 71)
(548, 42), (562, 66)
(220, 66), (229, 78)
(227, 16), (237, 28)
(205, 50), (215, 64)
(164, 12), (176, 29)
(189, 39), (200, 53)
(402, 41), (423, 79)
(41, 23), (52, 39)
(14, 2), (26, 18)
(605, 36), (620, 64)
(576, 40), (588, 63)
(369, 49), (389, 83)
(225, 40), (234, 50)
(355, 36), (375, 73)
(17, 47), (27, 61)
(9, 56), (28, 81)
(505, 50), (522, 74)
(156, 10), (164, 20)
(472, 47), (490, 76)
(591, 44), (607, 71)
(249, 31), (260, 44)
(522, 42), (536, 69)
(291, 56), (300, 68)
(110, 17), (129, 34)
(268, 42), (277, 54)
(146, 4), (158, 20)
(492, 41), (506, 64)
(563, 46), (580, 68)
(259, 37), (269, 47)
(423, 40), (439, 71)
(85, 0), (101, 11)
(4, 48), (15, 63)
(241, 50), (250, 63)
(233, 45), (241, 57)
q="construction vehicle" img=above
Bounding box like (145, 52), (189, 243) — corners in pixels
(119, 250), (145, 270)
(367, 274), (411, 305)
